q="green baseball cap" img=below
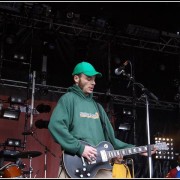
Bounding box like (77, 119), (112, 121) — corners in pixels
(72, 62), (102, 77)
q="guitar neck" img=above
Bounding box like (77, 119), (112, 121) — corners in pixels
(106, 144), (154, 159)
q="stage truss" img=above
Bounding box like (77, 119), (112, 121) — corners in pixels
(0, 78), (178, 111)
(0, 10), (180, 55)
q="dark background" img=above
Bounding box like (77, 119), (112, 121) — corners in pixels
(0, 2), (180, 178)
(0, 2), (179, 101)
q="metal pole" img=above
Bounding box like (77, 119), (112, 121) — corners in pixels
(130, 60), (137, 145)
(44, 147), (47, 178)
(29, 156), (33, 178)
(117, 70), (157, 178)
(30, 71), (36, 128)
(145, 95), (153, 178)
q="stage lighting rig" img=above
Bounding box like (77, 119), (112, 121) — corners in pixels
(155, 137), (174, 160)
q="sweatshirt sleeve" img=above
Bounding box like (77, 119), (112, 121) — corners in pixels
(48, 95), (85, 156)
(97, 103), (135, 149)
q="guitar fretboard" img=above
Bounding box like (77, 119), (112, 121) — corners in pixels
(106, 145), (155, 159)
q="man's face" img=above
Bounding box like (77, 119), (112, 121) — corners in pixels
(74, 74), (96, 95)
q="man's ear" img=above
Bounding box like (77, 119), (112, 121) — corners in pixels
(74, 75), (79, 84)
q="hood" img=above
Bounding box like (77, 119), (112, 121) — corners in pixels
(67, 84), (93, 101)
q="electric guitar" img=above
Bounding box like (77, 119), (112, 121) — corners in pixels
(63, 140), (168, 178)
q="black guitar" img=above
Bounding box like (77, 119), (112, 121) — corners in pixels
(63, 141), (168, 178)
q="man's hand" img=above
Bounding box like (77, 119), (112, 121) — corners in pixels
(112, 155), (124, 164)
(141, 147), (157, 156)
(82, 145), (97, 162)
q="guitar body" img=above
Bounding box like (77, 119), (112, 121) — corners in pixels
(63, 141), (113, 178)
(63, 140), (168, 178)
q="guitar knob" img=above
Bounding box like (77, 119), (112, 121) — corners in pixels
(83, 167), (86, 171)
(75, 169), (79, 173)
(87, 173), (91, 177)
(80, 174), (84, 178)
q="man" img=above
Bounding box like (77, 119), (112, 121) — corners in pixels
(48, 61), (155, 178)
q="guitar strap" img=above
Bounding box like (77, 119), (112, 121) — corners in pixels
(95, 102), (112, 144)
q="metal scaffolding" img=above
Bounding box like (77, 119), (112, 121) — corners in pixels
(0, 78), (178, 111)
(1, 11), (180, 55)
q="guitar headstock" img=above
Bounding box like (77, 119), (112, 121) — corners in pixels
(154, 142), (169, 151)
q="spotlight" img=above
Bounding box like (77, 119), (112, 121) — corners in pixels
(119, 123), (131, 131)
(6, 138), (21, 147)
(13, 53), (26, 61)
(66, 12), (80, 23)
(67, 12), (74, 19)
(9, 96), (24, 105)
(14, 54), (18, 59)
(123, 108), (133, 117)
(96, 18), (107, 28)
(154, 136), (174, 160)
(19, 54), (25, 60)
(1, 107), (20, 120)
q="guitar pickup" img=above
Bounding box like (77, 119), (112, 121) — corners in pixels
(100, 150), (108, 162)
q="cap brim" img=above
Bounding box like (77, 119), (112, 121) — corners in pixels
(84, 71), (102, 77)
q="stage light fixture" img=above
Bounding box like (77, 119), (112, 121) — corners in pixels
(9, 96), (24, 105)
(123, 108), (133, 116)
(1, 107), (20, 120)
(118, 123), (131, 131)
(154, 137), (174, 160)
(13, 53), (27, 61)
(67, 12), (74, 19)
(6, 138), (21, 147)
(66, 12), (80, 23)
(14, 54), (18, 59)
(96, 18), (107, 28)
(126, 24), (160, 40)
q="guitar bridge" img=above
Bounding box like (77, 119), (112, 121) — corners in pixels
(88, 159), (96, 165)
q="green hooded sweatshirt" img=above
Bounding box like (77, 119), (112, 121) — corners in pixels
(48, 84), (134, 156)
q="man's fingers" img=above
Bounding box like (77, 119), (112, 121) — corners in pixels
(83, 145), (97, 161)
